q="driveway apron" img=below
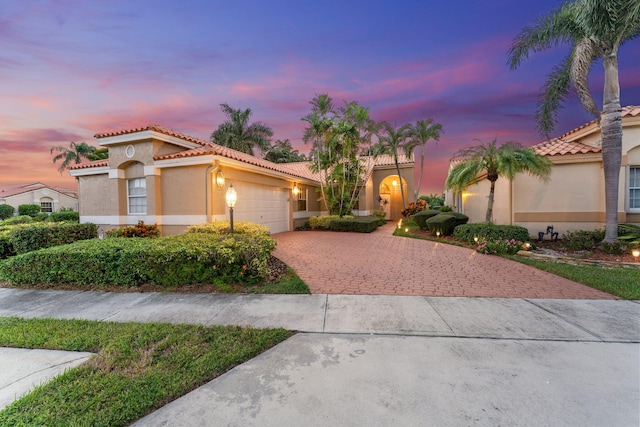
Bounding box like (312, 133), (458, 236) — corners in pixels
(273, 224), (615, 299)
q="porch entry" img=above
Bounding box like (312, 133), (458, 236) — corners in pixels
(378, 175), (407, 221)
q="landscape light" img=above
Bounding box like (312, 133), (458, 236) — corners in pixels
(226, 184), (237, 233)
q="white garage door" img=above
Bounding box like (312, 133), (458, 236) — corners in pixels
(231, 181), (290, 234)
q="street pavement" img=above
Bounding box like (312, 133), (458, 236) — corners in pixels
(1, 288), (638, 426)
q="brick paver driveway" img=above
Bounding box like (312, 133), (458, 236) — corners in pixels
(273, 223), (615, 299)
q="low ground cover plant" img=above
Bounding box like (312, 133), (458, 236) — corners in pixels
(476, 238), (523, 255)
(187, 220), (270, 235)
(453, 223), (530, 243)
(561, 229), (605, 251)
(0, 317), (291, 426)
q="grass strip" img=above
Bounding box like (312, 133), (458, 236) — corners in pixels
(506, 256), (640, 300)
(0, 317), (292, 426)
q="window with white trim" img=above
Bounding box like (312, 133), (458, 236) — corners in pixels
(630, 166), (640, 210)
(40, 201), (53, 213)
(127, 178), (147, 214)
(297, 188), (307, 211)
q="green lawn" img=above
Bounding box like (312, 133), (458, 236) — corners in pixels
(0, 317), (292, 426)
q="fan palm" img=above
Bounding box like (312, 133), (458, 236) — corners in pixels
(406, 119), (443, 202)
(445, 139), (552, 224)
(50, 142), (100, 173)
(211, 103), (273, 156)
(508, 0), (640, 242)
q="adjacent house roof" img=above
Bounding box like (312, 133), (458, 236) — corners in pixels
(559, 105), (640, 140)
(531, 138), (601, 157)
(0, 182), (77, 198)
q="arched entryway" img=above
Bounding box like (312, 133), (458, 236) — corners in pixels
(378, 175), (407, 220)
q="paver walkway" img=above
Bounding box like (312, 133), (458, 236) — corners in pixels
(273, 223), (615, 299)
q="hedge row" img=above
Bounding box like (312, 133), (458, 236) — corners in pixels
(0, 222), (97, 259)
(328, 217), (381, 233)
(411, 210), (469, 236)
(0, 232), (276, 287)
(453, 223), (531, 243)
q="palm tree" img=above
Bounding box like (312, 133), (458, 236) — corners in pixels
(377, 122), (412, 209)
(406, 119), (443, 202)
(264, 139), (307, 163)
(85, 147), (109, 161)
(445, 139), (552, 224)
(50, 142), (100, 173)
(507, 0), (640, 242)
(211, 103), (273, 156)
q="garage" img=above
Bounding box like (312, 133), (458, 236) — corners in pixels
(230, 181), (290, 234)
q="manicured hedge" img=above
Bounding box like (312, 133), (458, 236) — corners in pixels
(0, 205), (14, 220)
(49, 210), (80, 222)
(18, 204), (41, 217)
(187, 221), (270, 236)
(11, 223), (98, 255)
(411, 210), (441, 230)
(0, 232), (276, 287)
(424, 214), (459, 236)
(309, 215), (354, 230)
(453, 223), (531, 243)
(1, 215), (33, 226)
(328, 217), (380, 233)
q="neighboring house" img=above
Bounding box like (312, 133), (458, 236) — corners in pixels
(69, 124), (414, 235)
(0, 182), (78, 214)
(445, 105), (640, 237)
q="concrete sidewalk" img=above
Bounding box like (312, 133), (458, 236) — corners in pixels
(1, 288), (639, 425)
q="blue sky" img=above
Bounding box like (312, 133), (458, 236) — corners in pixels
(1, 0), (639, 194)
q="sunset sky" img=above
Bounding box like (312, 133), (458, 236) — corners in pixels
(2, 0), (639, 195)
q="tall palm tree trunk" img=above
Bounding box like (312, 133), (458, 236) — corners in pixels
(601, 53), (622, 242)
(414, 147), (425, 202)
(394, 156), (407, 210)
(486, 179), (496, 224)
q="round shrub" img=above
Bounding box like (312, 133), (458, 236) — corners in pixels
(0, 204), (14, 220)
(425, 214), (459, 236)
(18, 204), (42, 217)
(411, 210), (441, 230)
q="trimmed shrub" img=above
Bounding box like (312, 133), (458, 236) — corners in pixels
(18, 204), (42, 217)
(33, 213), (49, 222)
(453, 223), (530, 243)
(0, 205), (14, 220)
(11, 222), (98, 254)
(1, 215), (33, 226)
(425, 214), (459, 236)
(438, 205), (453, 212)
(0, 232), (16, 259)
(411, 210), (441, 230)
(328, 217), (380, 233)
(561, 229), (604, 251)
(187, 221), (270, 236)
(106, 221), (160, 238)
(50, 210), (80, 222)
(0, 232), (276, 287)
(309, 215), (354, 230)
(401, 200), (427, 217)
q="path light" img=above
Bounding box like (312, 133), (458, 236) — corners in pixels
(99, 229), (104, 239)
(398, 219), (402, 229)
(405, 228), (408, 233)
(436, 231), (441, 238)
(524, 242), (531, 250)
(473, 236), (479, 243)
(226, 184), (237, 234)
(632, 249), (640, 263)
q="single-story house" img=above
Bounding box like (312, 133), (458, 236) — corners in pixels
(69, 124), (414, 234)
(0, 182), (78, 213)
(445, 105), (640, 237)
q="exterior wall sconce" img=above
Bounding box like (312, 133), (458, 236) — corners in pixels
(216, 170), (225, 189)
(292, 184), (300, 196)
(225, 184), (237, 233)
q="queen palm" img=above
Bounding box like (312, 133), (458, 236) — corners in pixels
(445, 139), (552, 224)
(377, 122), (413, 209)
(211, 103), (273, 156)
(50, 142), (100, 173)
(406, 119), (443, 202)
(508, 0), (640, 242)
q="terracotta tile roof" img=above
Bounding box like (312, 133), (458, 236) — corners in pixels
(559, 105), (640, 140)
(94, 124), (208, 147)
(531, 138), (601, 156)
(0, 182), (77, 198)
(68, 160), (109, 170)
(370, 154), (414, 166)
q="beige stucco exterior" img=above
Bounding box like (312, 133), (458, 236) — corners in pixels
(0, 183), (78, 214)
(71, 125), (414, 235)
(445, 107), (640, 238)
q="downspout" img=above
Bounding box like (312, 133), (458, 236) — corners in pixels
(205, 159), (220, 222)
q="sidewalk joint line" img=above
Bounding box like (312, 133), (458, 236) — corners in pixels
(523, 298), (605, 342)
